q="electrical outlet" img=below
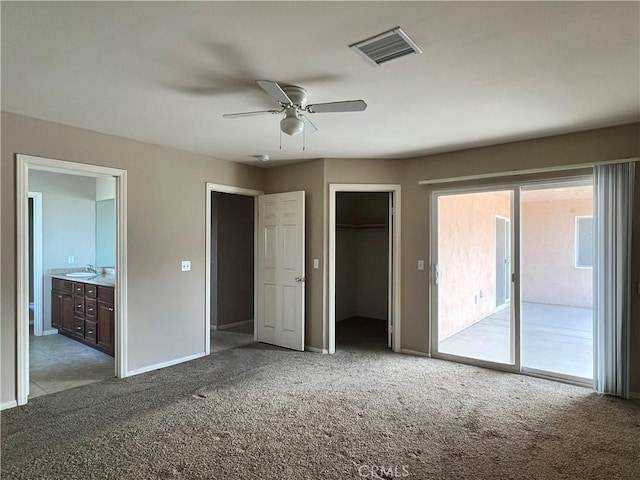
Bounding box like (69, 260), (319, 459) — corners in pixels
(181, 260), (191, 272)
(68, 256), (75, 265)
(417, 260), (425, 271)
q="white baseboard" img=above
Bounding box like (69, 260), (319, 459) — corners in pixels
(399, 348), (431, 357)
(43, 329), (58, 336)
(305, 345), (329, 354)
(211, 319), (253, 331)
(1, 400), (18, 411)
(126, 352), (206, 377)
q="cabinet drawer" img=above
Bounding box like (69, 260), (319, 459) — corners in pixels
(97, 286), (114, 303)
(73, 282), (85, 296)
(84, 320), (97, 343)
(85, 299), (97, 318)
(52, 278), (73, 293)
(85, 284), (97, 299)
(74, 296), (84, 315)
(73, 317), (84, 338)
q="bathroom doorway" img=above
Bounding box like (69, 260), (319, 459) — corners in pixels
(16, 154), (128, 406)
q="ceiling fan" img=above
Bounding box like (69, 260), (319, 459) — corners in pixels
(223, 80), (367, 136)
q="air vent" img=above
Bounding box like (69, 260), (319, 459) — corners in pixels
(350, 27), (422, 66)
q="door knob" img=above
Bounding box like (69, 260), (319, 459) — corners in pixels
(295, 276), (305, 283)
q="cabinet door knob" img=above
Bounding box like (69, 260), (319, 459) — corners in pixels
(76, 326), (82, 331)
(88, 330), (93, 334)
(108, 307), (114, 312)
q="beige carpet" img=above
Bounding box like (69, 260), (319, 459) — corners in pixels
(2, 322), (639, 479)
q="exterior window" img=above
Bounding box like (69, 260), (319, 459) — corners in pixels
(575, 216), (593, 268)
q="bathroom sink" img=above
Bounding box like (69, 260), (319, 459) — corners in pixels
(65, 272), (97, 278)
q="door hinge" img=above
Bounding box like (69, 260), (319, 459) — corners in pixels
(511, 273), (516, 282)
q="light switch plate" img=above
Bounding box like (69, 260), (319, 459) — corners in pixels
(68, 255), (75, 265)
(417, 260), (425, 271)
(313, 258), (319, 269)
(181, 260), (191, 272)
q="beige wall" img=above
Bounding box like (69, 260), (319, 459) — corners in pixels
(437, 192), (511, 340)
(3, 113), (639, 405)
(522, 196), (593, 307)
(212, 192), (254, 327)
(403, 123), (640, 391)
(1, 112), (263, 405)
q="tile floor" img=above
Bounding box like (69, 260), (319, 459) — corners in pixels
(439, 302), (593, 379)
(29, 330), (114, 399)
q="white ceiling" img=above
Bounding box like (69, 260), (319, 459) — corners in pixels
(2, 2), (638, 166)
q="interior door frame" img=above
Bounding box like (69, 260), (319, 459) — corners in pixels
(328, 184), (402, 354)
(27, 191), (44, 337)
(16, 154), (128, 406)
(205, 183), (263, 354)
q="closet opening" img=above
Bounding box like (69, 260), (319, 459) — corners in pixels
(335, 192), (391, 351)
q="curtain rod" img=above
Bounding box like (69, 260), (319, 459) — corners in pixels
(418, 157), (639, 186)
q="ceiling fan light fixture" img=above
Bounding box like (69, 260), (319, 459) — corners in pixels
(280, 115), (304, 136)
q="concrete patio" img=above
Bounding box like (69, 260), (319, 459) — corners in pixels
(439, 302), (593, 380)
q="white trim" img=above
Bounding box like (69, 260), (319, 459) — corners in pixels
(305, 345), (329, 354)
(126, 352), (206, 377)
(42, 329), (58, 336)
(1, 401), (18, 411)
(328, 184), (402, 354)
(418, 157), (639, 186)
(16, 154), (128, 407)
(212, 319), (253, 331)
(205, 183), (263, 355)
(28, 192), (43, 336)
(399, 349), (431, 357)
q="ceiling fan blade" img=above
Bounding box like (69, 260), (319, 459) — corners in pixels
(300, 114), (318, 134)
(306, 100), (367, 113)
(256, 80), (292, 105)
(222, 109), (281, 118)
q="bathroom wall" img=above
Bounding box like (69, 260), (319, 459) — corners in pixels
(28, 170), (97, 332)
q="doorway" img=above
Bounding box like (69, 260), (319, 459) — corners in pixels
(209, 191), (256, 352)
(328, 184), (402, 355)
(335, 192), (391, 350)
(16, 154), (128, 406)
(205, 183), (262, 354)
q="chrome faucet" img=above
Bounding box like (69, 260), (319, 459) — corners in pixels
(86, 264), (97, 274)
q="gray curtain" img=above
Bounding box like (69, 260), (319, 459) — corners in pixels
(594, 162), (635, 398)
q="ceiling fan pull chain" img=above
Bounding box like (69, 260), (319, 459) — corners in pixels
(279, 128), (282, 150)
(303, 127), (306, 151)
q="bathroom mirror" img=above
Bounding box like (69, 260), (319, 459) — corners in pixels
(95, 199), (115, 267)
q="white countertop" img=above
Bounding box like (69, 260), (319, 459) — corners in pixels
(50, 273), (116, 287)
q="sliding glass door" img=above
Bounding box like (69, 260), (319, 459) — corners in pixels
(520, 183), (594, 381)
(432, 179), (594, 383)
(434, 189), (516, 366)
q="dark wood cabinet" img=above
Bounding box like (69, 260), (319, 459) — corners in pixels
(51, 278), (114, 356)
(51, 278), (74, 333)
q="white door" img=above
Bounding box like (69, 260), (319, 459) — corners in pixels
(257, 191), (305, 351)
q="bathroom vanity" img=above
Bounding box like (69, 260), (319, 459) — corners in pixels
(51, 275), (115, 356)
